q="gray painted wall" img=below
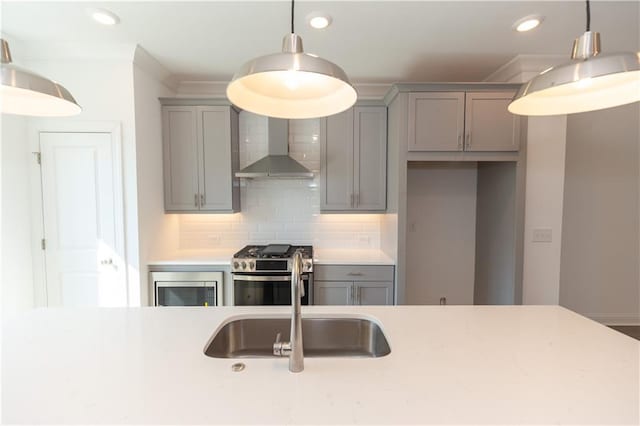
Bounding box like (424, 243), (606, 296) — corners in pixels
(406, 162), (478, 305)
(474, 162), (517, 304)
(560, 102), (640, 324)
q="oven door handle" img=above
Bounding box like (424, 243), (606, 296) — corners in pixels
(233, 275), (305, 282)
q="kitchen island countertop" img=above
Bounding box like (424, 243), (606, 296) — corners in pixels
(3, 305), (638, 425)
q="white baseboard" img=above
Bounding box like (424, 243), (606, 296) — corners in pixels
(585, 313), (640, 326)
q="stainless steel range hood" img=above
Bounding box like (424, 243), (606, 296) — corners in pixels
(236, 118), (314, 179)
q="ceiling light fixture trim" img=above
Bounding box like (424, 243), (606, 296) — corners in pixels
(509, 0), (640, 116)
(513, 15), (544, 32)
(307, 13), (332, 29)
(226, 0), (356, 119)
(0, 39), (81, 117)
(89, 8), (120, 26)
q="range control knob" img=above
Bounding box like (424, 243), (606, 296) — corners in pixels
(233, 261), (240, 270)
(241, 261), (247, 270)
(249, 261), (255, 270)
(304, 261), (312, 271)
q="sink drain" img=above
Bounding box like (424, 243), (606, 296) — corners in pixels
(231, 362), (245, 372)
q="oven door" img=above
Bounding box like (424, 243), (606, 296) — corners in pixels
(156, 281), (217, 307)
(233, 274), (311, 306)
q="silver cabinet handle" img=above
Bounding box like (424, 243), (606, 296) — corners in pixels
(200, 194), (205, 206)
(348, 285), (353, 305)
(465, 133), (471, 149)
(194, 193), (199, 208)
(458, 134), (462, 149)
(356, 286), (361, 305)
(347, 272), (364, 276)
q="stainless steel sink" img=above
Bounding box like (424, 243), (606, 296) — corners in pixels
(204, 317), (391, 358)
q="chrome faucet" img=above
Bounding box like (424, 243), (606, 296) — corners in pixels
(273, 250), (304, 372)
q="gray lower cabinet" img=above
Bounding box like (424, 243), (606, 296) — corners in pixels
(162, 104), (240, 213)
(313, 265), (394, 305)
(408, 91), (519, 152)
(320, 106), (387, 212)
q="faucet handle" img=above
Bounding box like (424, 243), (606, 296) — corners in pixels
(273, 332), (291, 357)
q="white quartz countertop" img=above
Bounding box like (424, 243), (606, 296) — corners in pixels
(3, 306), (638, 425)
(148, 248), (395, 266)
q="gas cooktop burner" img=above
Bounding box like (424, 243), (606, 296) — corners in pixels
(232, 244), (313, 273)
(233, 244), (312, 259)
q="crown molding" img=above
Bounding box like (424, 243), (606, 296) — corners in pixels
(175, 81), (229, 98)
(484, 54), (567, 83)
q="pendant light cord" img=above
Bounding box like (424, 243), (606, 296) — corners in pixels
(586, 0), (591, 31)
(291, 0), (295, 33)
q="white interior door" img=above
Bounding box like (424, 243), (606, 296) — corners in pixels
(40, 132), (127, 307)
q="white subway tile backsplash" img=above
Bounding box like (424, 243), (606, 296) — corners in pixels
(177, 111), (381, 250)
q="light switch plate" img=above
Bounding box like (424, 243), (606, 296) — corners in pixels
(532, 228), (552, 243)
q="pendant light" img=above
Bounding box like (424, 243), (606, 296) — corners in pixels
(1, 39), (81, 117)
(226, 0), (357, 119)
(508, 0), (640, 116)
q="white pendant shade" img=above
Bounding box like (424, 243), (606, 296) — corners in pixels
(509, 52), (640, 116)
(509, 27), (640, 116)
(227, 34), (357, 119)
(1, 39), (81, 117)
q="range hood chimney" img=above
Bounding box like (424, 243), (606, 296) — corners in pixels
(236, 118), (314, 178)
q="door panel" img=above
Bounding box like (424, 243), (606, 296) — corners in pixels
(40, 132), (127, 307)
(162, 106), (200, 211)
(408, 92), (464, 151)
(354, 106), (387, 210)
(320, 109), (354, 210)
(465, 92), (520, 152)
(314, 281), (352, 305)
(200, 107), (233, 210)
(357, 282), (393, 305)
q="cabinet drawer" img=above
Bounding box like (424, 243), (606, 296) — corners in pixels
(314, 265), (394, 282)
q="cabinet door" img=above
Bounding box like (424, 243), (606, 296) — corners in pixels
(464, 92), (520, 152)
(199, 106), (238, 211)
(408, 92), (465, 152)
(320, 109), (355, 211)
(356, 282), (393, 305)
(162, 106), (200, 211)
(354, 106), (387, 211)
(314, 281), (353, 305)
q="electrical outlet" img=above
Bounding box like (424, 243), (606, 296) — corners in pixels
(532, 228), (552, 243)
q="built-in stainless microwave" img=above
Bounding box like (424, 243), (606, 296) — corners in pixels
(151, 271), (224, 307)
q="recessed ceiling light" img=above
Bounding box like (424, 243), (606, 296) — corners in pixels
(88, 8), (120, 26)
(307, 13), (332, 30)
(513, 15), (544, 32)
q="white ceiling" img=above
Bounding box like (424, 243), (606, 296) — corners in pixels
(2, 1), (639, 83)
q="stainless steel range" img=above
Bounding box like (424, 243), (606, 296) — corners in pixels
(231, 244), (313, 306)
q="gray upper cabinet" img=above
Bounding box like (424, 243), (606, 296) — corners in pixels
(464, 92), (520, 152)
(408, 90), (519, 153)
(162, 106), (200, 211)
(320, 105), (387, 212)
(162, 104), (240, 213)
(320, 108), (354, 211)
(408, 92), (465, 152)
